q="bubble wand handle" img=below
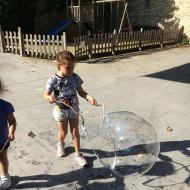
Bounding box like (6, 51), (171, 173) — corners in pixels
(56, 100), (102, 135)
(56, 100), (106, 138)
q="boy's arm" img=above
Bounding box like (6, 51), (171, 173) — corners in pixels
(43, 90), (56, 104)
(7, 113), (16, 141)
(77, 86), (97, 105)
(44, 76), (57, 104)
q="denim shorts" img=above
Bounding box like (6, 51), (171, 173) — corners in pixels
(53, 105), (79, 121)
(0, 141), (10, 150)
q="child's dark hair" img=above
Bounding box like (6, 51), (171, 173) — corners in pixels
(56, 51), (75, 70)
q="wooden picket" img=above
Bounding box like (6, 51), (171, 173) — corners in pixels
(3, 30), (19, 54)
(23, 33), (66, 59)
(0, 26), (67, 59)
(75, 27), (186, 60)
(0, 25), (187, 61)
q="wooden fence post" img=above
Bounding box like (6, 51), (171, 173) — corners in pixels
(160, 29), (164, 47)
(139, 28), (143, 51)
(178, 26), (184, 43)
(18, 27), (25, 56)
(112, 29), (117, 55)
(88, 33), (92, 59)
(62, 32), (67, 51)
(0, 25), (5, 53)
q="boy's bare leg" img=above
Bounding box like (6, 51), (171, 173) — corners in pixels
(70, 117), (87, 166)
(69, 117), (80, 153)
(57, 119), (68, 144)
(56, 120), (68, 157)
(0, 149), (11, 189)
(0, 150), (9, 175)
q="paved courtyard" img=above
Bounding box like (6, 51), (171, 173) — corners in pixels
(0, 46), (190, 189)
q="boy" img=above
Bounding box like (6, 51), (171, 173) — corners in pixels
(44, 51), (97, 167)
(0, 79), (16, 189)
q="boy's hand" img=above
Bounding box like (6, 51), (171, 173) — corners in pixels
(48, 96), (56, 104)
(8, 133), (15, 141)
(86, 95), (97, 105)
(8, 113), (16, 141)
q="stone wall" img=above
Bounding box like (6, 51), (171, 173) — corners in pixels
(128, 0), (190, 39)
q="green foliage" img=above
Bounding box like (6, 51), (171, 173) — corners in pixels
(0, 0), (38, 31)
(0, 0), (65, 32)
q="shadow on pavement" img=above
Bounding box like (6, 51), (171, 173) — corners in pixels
(11, 167), (125, 190)
(11, 140), (190, 189)
(83, 46), (180, 64)
(144, 140), (190, 188)
(147, 140), (190, 175)
(160, 140), (190, 156)
(145, 62), (190, 84)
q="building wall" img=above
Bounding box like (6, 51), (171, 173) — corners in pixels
(128, 0), (190, 38)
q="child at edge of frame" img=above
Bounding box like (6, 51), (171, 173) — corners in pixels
(43, 51), (97, 167)
(0, 79), (17, 189)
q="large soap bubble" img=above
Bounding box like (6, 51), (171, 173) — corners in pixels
(101, 111), (160, 177)
(80, 105), (116, 168)
(81, 107), (160, 177)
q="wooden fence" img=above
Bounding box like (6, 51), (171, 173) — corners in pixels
(74, 27), (186, 60)
(0, 26), (187, 61)
(0, 26), (67, 59)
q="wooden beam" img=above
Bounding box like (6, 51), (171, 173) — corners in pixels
(118, 1), (128, 34)
(118, 0), (132, 34)
(94, 0), (124, 3)
(126, 3), (132, 31)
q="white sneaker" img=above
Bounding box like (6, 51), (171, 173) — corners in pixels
(75, 153), (87, 167)
(0, 174), (11, 189)
(57, 142), (66, 157)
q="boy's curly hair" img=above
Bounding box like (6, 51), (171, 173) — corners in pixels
(56, 51), (75, 70)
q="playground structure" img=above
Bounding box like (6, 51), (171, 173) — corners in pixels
(48, 0), (131, 37)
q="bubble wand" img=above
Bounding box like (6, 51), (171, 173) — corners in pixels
(56, 99), (102, 135)
(56, 99), (118, 172)
(0, 140), (9, 154)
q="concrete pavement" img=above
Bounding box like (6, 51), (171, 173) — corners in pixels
(0, 46), (190, 189)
